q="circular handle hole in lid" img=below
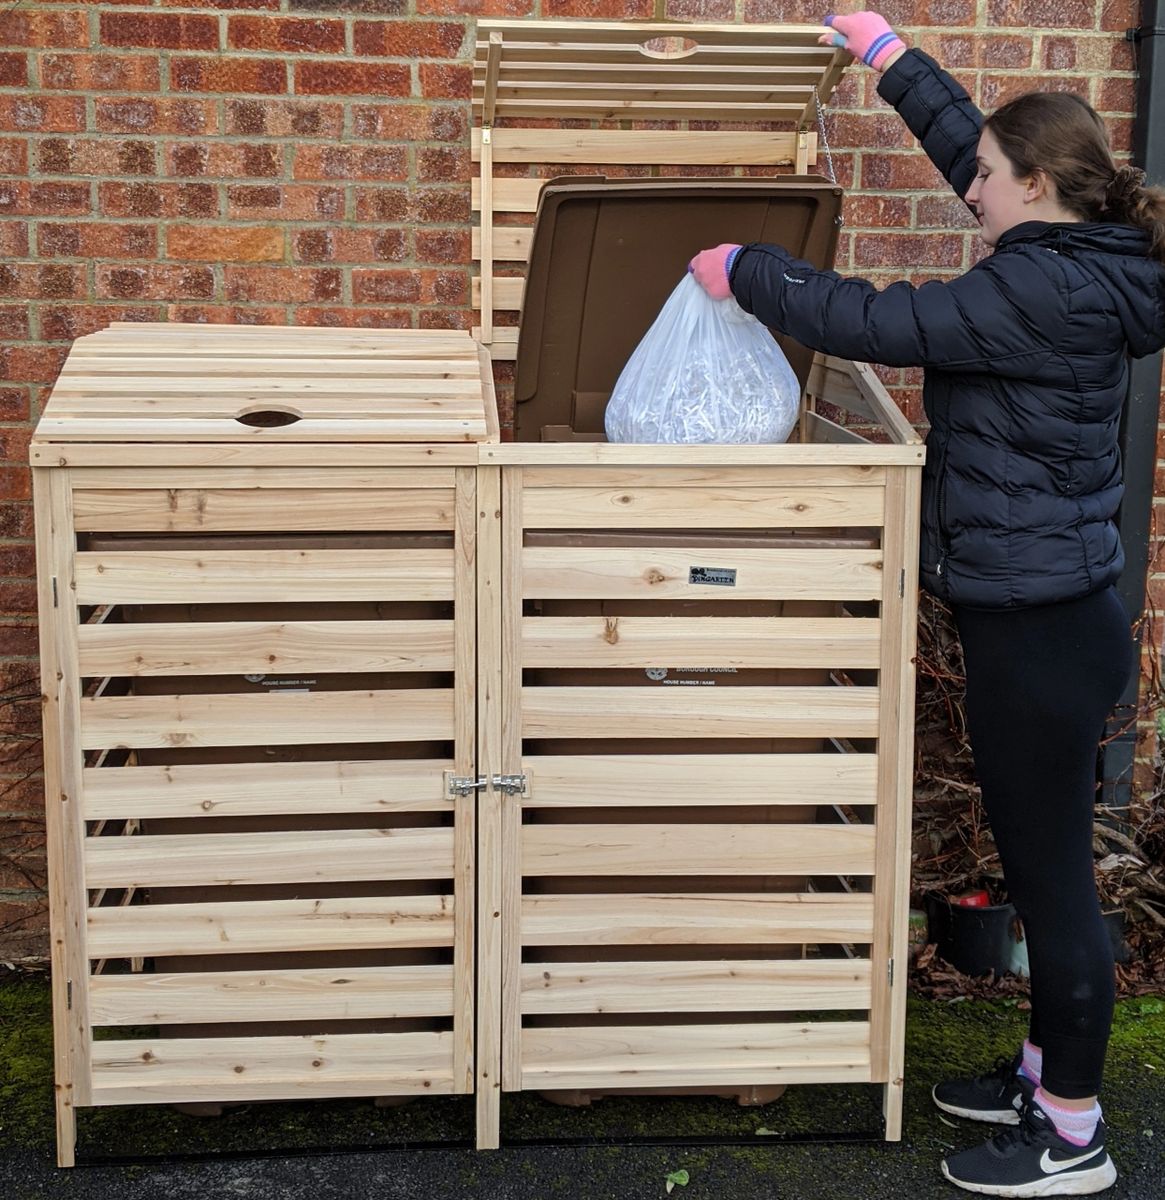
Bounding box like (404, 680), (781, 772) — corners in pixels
(234, 405), (303, 428)
(639, 35), (699, 60)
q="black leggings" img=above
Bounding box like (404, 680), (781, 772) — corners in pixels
(952, 586), (1133, 1099)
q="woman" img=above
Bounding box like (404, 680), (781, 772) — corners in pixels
(691, 12), (1165, 1197)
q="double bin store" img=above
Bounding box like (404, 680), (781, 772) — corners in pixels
(32, 20), (924, 1167)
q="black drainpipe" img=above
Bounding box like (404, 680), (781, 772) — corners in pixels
(1101, 0), (1165, 820)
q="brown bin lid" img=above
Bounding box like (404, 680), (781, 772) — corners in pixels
(514, 177), (843, 441)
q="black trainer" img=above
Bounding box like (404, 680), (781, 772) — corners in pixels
(933, 1053), (1036, 1125)
(941, 1100), (1117, 1197)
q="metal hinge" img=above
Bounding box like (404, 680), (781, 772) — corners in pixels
(52, 576), (59, 608)
(899, 568), (906, 598)
(481, 125), (492, 145)
(888, 958), (895, 987)
(66, 979), (72, 1010)
(445, 772), (530, 798)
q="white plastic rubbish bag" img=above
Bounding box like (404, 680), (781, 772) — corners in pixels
(604, 273), (800, 445)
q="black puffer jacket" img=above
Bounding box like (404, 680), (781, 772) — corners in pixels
(729, 49), (1165, 609)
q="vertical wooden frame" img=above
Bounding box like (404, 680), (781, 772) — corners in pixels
(34, 468), (91, 1168)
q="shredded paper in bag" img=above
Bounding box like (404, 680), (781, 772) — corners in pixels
(604, 273), (800, 445)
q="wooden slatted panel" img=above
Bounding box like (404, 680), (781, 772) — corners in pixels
(90, 1031), (455, 1104)
(521, 616), (882, 670)
(520, 1022), (872, 1090)
(77, 620), (456, 678)
(73, 549), (455, 604)
(522, 893), (875, 946)
(84, 826), (456, 888)
(472, 226), (533, 261)
(35, 417), (488, 444)
(520, 959), (872, 1014)
(520, 753), (879, 809)
(521, 823), (876, 878)
(72, 489), (456, 533)
(86, 895), (456, 958)
(89, 966), (456, 1026)
(521, 547), (884, 601)
(79, 689), (455, 750)
(521, 686), (879, 740)
(82, 759), (454, 821)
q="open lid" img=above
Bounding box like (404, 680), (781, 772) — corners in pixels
(513, 177), (843, 442)
(33, 324), (500, 446)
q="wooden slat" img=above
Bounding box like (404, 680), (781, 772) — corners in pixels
(81, 759), (453, 821)
(521, 616), (881, 670)
(520, 753), (878, 809)
(60, 356), (482, 379)
(520, 959), (872, 1014)
(67, 466), (459, 489)
(521, 546), (884, 601)
(471, 276), (524, 311)
(89, 965), (455, 1026)
(516, 465), (885, 488)
(73, 549), (455, 604)
(472, 327), (519, 358)
(79, 689), (455, 750)
(472, 128), (803, 166)
(520, 485), (884, 528)
(473, 99), (810, 121)
(84, 826), (456, 888)
(521, 823), (876, 877)
(521, 686), (879, 740)
(522, 893), (875, 946)
(471, 177), (549, 215)
(86, 894), (455, 958)
(71, 488), (456, 533)
(89, 1031), (455, 1104)
(472, 226), (532, 262)
(77, 619), (454, 678)
(481, 443), (926, 467)
(33, 417), (489, 443)
(520, 1021), (871, 1090)
(31, 443), (484, 468)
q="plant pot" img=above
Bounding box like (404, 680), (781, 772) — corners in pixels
(927, 895), (1026, 977)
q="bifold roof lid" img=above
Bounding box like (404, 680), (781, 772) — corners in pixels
(513, 178), (843, 441)
(473, 19), (847, 127)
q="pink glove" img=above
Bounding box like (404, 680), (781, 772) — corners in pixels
(688, 243), (742, 301)
(818, 12), (905, 72)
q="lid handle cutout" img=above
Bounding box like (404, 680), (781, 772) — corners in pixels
(639, 36), (699, 60)
(235, 405), (303, 428)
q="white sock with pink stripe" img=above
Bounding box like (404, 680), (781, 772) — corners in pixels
(1018, 1039), (1043, 1085)
(1034, 1087), (1102, 1146)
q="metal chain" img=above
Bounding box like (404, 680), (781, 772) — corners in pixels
(813, 89), (838, 185)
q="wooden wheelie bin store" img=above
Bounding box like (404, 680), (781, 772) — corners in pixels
(470, 20), (926, 1146)
(31, 323), (498, 1166)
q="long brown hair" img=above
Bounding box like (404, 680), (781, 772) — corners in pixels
(984, 91), (1165, 263)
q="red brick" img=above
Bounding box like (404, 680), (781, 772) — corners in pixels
(0, 580), (36, 616)
(0, 53), (27, 88)
(860, 152), (946, 192)
(1097, 77), (1136, 115)
(827, 112), (914, 152)
(743, 0), (839, 21)
(1100, 0), (1138, 31)
(0, 138), (26, 176)
(665, 0), (735, 19)
(416, 228), (470, 264)
(223, 266), (342, 303)
(0, 386), (30, 421)
(0, 222), (29, 257)
(163, 304), (287, 325)
(353, 269), (421, 304)
(0, 8), (88, 49)
(225, 99), (344, 139)
(353, 187), (410, 223)
(40, 304), (160, 342)
(854, 232), (966, 270)
(0, 265), (85, 302)
(294, 61), (410, 96)
(292, 227), (408, 264)
(0, 344), (66, 386)
(918, 0), (976, 22)
(293, 144), (408, 182)
(38, 222), (157, 260)
(296, 306), (414, 328)
(172, 57), (288, 95)
(980, 73), (1090, 110)
(94, 97), (218, 135)
(352, 103), (467, 142)
(0, 307), (28, 340)
(226, 184), (345, 221)
(96, 264), (215, 302)
(228, 15), (345, 53)
(545, 0), (653, 14)
(916, 33), (976, 68)
(417, 146), (470, 183)
(0, 95), (85, 133)
(40, 52), (161, 92)
(915, 195), (978, 229)
(416, 0), (529, 12)
(37, 137), (156, 178)
(167, 225), (285, 263)
(165, 141), (282, 178)
(419, 63), (473, 100)
(99, 181), (219, 219)
(163, 0), (280, 8)
(100, 12), (219, 51)
(842, 194), (912, 229)
(988, 0), (1093, 25)
(354, 20), (467, 58)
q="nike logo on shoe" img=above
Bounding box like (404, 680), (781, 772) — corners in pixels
(1039, 1147), (1100, 1174)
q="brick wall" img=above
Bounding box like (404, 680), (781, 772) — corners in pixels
(0, 0), (1159, 960)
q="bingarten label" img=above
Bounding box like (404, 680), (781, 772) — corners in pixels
(688, 565), (737, 587)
